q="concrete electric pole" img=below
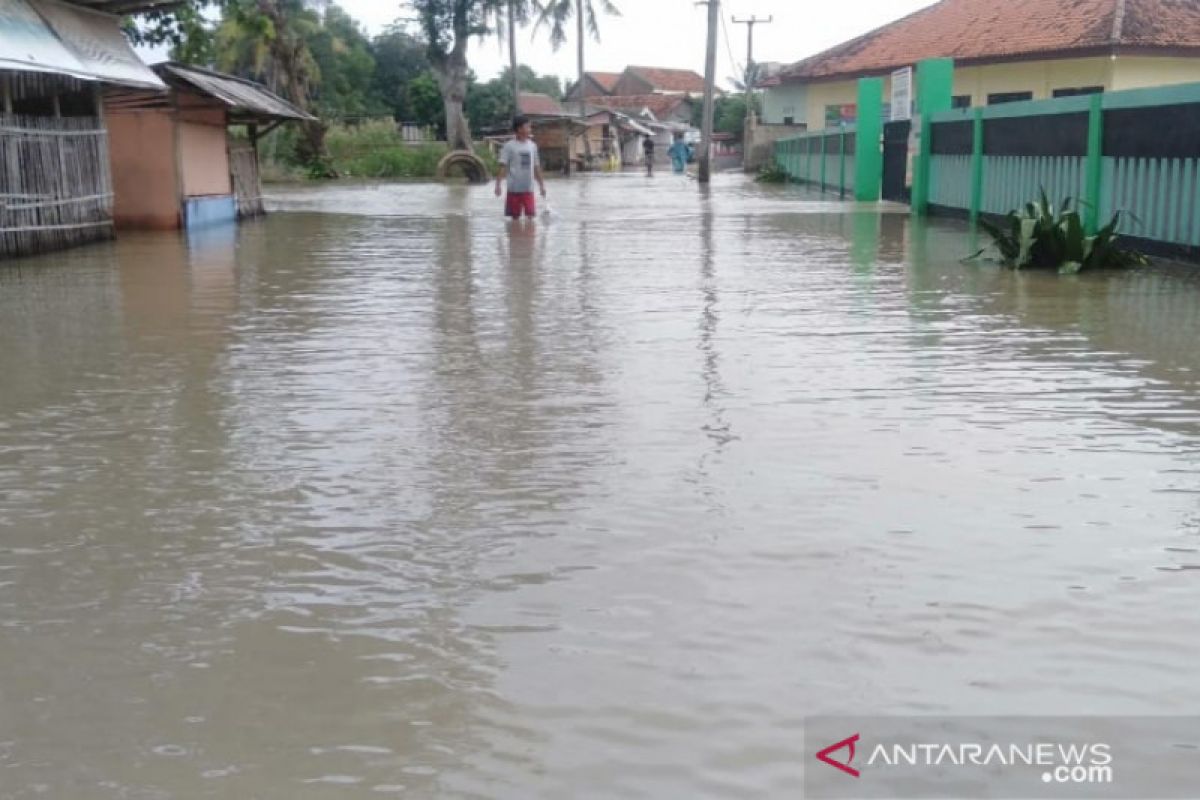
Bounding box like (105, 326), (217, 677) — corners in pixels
(699, 0), (720, 184)
(732, 15), (772, 108)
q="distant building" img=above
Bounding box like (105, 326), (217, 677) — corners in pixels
(518, 92), (566, 116)
(759, 0), (1200, 128)
(611, 66), (707, 96)
(564, 71), (622, 102)
(566, 66), (709, 102)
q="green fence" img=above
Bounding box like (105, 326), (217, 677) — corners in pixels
(774, 127), (858, 199)
(928, 82), (1200, 249)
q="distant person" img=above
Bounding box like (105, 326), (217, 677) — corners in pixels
(643, 136), (656, 176)
(495, 115), (546, 220)
(668, 133), (689, 174)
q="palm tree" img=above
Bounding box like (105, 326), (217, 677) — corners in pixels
(489, 0), (533, 116)
(534, 0), (620, 120)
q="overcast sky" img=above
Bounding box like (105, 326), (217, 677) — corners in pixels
(360, 0), (939, 87)
(140, 1), (939, 89)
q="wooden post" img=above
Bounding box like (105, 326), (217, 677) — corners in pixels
(2, 73), (12, 114)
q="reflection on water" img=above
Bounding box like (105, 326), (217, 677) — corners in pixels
(2, 174), (1200, 798)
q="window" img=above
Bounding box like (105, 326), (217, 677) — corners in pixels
(952, 95), (972, 109)
(987, 91), (1033, 105)
(1053, 86), (1104, 98)
(783, 116), (795, 126)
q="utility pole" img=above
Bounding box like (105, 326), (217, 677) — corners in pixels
(699, 0), (719, 184)
(732, 15), (772, 109)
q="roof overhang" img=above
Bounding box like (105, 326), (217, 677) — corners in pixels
(0, 0), (165, 89)
(154, 62), (315, 123)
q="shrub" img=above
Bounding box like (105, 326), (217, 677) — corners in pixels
(973, 190), (1148, 274)
(756, 162), (790, 184)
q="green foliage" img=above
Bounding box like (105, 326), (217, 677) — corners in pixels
(371, 26), (434, 120)
(756, 162), (790, 184)
(534, 0), (622, 48)
(974, 190), (1148, 274)
(692, 94), (761, 140)
(407, 73), (446, 129)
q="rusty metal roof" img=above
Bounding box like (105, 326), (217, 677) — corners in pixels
(154, 62), (316, 123)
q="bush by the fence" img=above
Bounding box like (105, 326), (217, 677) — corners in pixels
(972, 191), (1148, 274)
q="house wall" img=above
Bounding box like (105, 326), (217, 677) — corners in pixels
(1111, 56), (1200, 91)
(177, 107), (232, 198)
(774, 55), (1200, 130)
(106, 108), (181, 231)
(761, 84), (808, 124)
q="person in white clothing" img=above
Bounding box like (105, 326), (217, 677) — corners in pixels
(495, 116), (547, 219)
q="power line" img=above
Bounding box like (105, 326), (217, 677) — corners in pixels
(718, 12), (742, 83)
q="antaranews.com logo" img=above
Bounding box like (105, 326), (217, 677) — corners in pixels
(804, 717), (1198, 799)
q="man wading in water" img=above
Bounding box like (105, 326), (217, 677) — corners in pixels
(495, 115), (547, 220)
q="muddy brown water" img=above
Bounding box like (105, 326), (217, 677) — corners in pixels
(2, 174), (1200, 798)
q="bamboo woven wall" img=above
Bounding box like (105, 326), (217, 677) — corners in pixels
(0, 113), (115, 258)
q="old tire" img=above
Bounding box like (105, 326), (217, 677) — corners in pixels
(436, 150), (490, 183)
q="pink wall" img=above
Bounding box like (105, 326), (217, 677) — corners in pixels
(107, 109), (181, 231)
(178, 106), (232, 198)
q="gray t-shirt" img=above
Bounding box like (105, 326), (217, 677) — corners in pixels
(501, 138), (539, 193)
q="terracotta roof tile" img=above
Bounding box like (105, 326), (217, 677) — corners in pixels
(625, 66), (707, 93)
(780, 0), (1200, 83)
(589, 71), (622, 92)
(518, 92), (565, 116)
(591, 93), (689, 118)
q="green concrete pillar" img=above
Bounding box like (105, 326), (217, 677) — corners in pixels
(820, 133), (828, 191)
(1084, 93), (1104, 235)
(911, 57), (954, 216)
(969, 107), (984, 224)
(854, 77), (884, 202)
(839, 129), (847, 198)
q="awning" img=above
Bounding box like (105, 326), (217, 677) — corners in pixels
(0, 0), (165, 90)
(155, 63), (315, 123)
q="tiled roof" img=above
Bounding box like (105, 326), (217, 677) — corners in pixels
(518, 92), (566, 116)
(626, 66), (707, 93)
(778, 0), (1200, 83)
(591, 93), (689, 118)
(588, 71), (622, 92)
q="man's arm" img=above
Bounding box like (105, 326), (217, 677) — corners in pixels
(534, 163), (546, 197)
(495, 163), (508, 196)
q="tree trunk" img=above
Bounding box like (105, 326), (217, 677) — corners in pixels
(576, 0), (591, 163)
(509, 1), (520, 116)
(434, 61), (473, 152)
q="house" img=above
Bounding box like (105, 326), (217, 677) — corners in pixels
(759, 0), (1200, 129)
(104, 63), (313, 231)
(566, 66), (710, 101)
(611, 66), (707, 96)
(564, 71), (622, 102)
(518, 92), (566, 116)
(590, 93), (695, 126)
(1, 0), (168, 257)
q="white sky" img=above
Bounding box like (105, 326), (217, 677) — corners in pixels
(141, 0), (940, 90)
(369, 0), (940, 87)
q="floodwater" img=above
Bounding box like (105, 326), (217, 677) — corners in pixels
(2, 173), (1200, 798)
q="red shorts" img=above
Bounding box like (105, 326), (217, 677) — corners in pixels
(505, 192), (536, 218)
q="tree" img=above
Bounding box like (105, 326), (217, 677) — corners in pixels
(407, 72), (446, 130)
(371, 25), (433, 120)
(411, 0), (492, 151)
(533, 0), (620, 117)
(486, 1), (533, 115)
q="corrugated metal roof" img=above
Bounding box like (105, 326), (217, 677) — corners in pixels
(155, 63), (316, 122)
(1, 0), (164, 89)
(28, 0), (164, 89)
